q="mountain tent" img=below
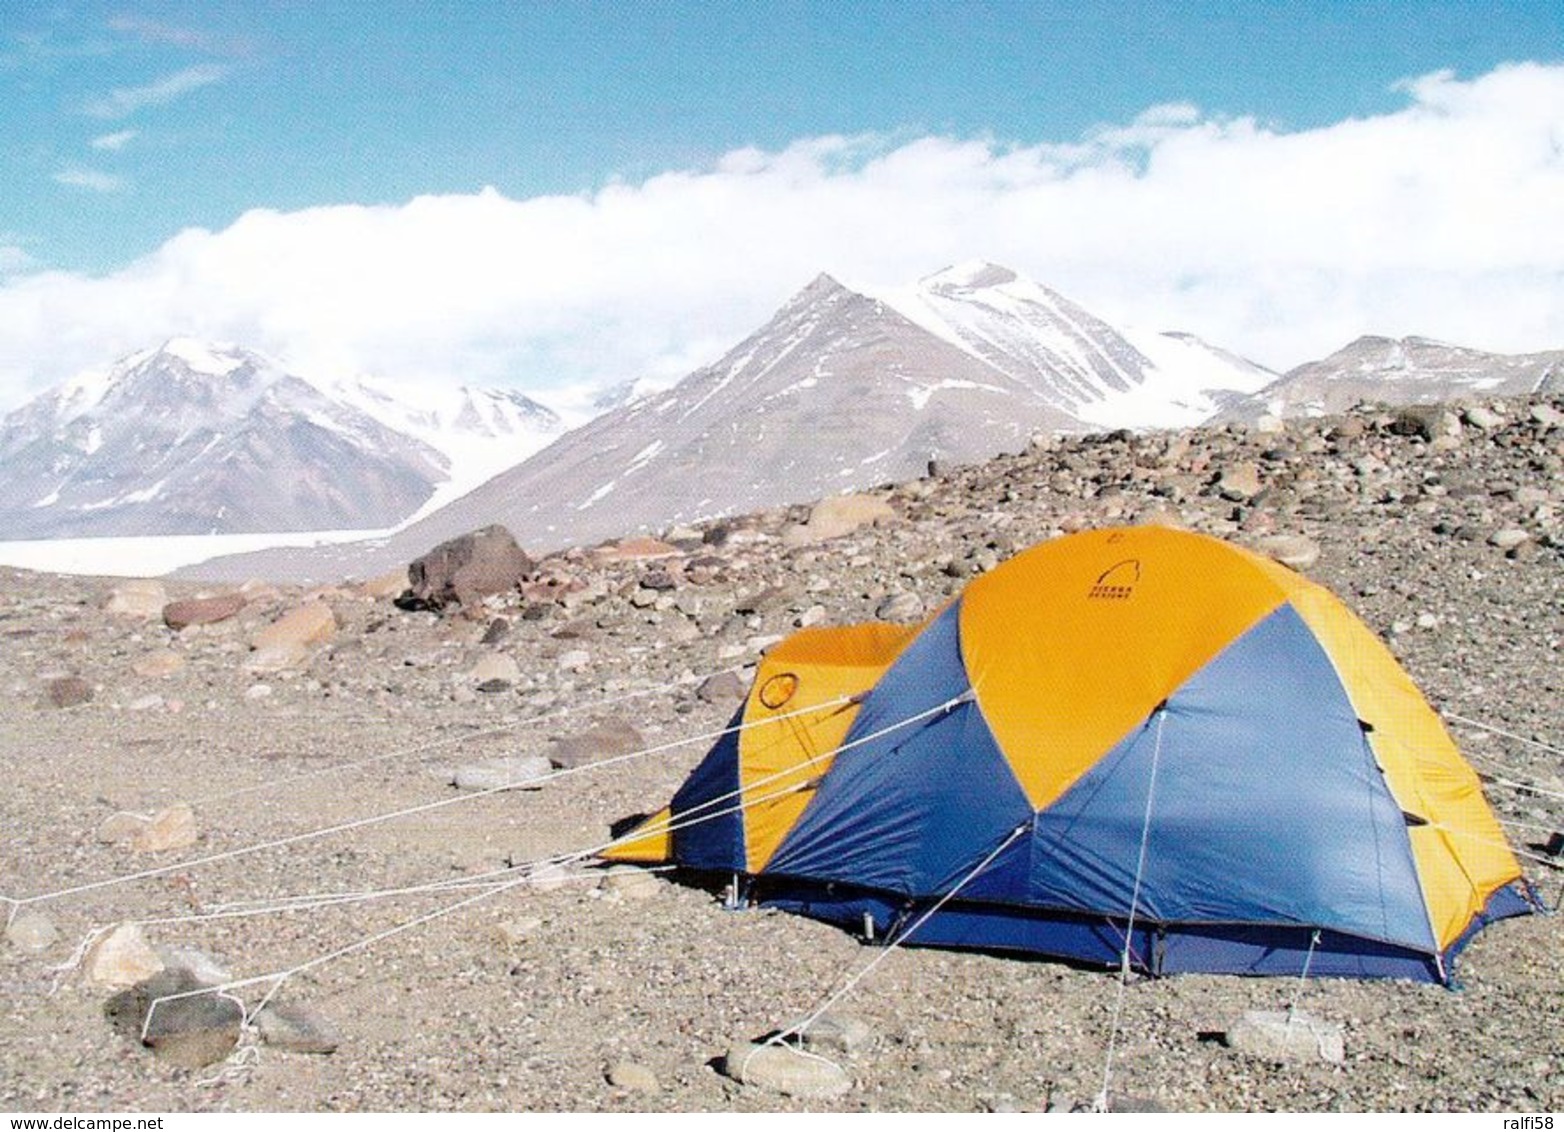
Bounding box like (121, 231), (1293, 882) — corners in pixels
(608, 526), (1535, 983)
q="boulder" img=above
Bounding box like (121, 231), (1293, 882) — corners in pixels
(550, 719), (645, 770)
(721, 1041), (852, 1099)
(697, 670), (747, 705)
(105, 969), (242, 1069)
(84, 923), (165, 989)
(162, 593), (246, 631)
(249, 602), (336, 669)
(406, 525), (533, 612)
(783, 494), (897, 545)
(1224, 1009), (1344, 1064)
(452, 756), (553, 792)
(255, 1001), (340, 1054)
(104, 579), (168, 621)
(875, 592), (925, 622)
(131, 803), (198, 853)
(42, 675), (93, 709)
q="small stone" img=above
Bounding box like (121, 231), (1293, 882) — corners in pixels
(875, 592), (924, 622)
(244, 683), (273, 700)
(479, 618), (511, 645)
(42, 675), (93, 709)
(131, 803), (198, 853)
(1216, 462), (1263, 502)
(162, 593), (246, 631)
(1530, 404), (1564, 428)
(1252, 534), (1321, 571)
(602, 865), (660, 900)
(469, 652), (520, 686)
(85, 923), (166, 989)
(493, 916), (543, 945)
(5, 909), (58, 953)
(527, 863), (571, 893)
(359, 568), (410, 600)
(697, 670), (747, 705)
(557, 648), (591, 672)
(126, 694), (164, 712)
(452, 755), (553, 792)
(1488, 528), (1531, 551)
(132, 650), (186, 678)
(255, 1001), (340, 1054)
(1415, 612), (1440, 629)
(98, 811), (151, 845)
(800, 1013), (875, 1057)
(606, 1061), (659, 1093)
(1225, 1009), (1345, 1064)
(721, 1041), (852, 1099)
(1461, 405), (1504, 430)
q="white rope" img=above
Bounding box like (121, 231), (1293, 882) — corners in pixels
(1286, 928), (1323, 1022)
(1096, 707), (1167, 1114)
(1444, 712), (1564, 761)
(106, 692), (973, 1035)
(1423, 823), (1563, 871)
(1474, 773), (1564, 803)
(0, 690), (854, 910)
(191, 661), (758, 806)
(749, 821), (1030, 1076)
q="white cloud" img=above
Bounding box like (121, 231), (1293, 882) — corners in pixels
(90, 129), (138, 151)
(3, 62), (1561, 411)
(84, 63), (227, 118)
(52, 166), (125, 192)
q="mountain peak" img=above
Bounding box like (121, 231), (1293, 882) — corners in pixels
(921, 261), (1019, 291)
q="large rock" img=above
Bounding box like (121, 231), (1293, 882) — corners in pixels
(549, 719), (646, 770)
(406, 525), (533, 612)
(255, 1001), (340, 1054)
(248, 602), (337, 669)
(783, 494), (897, 545)
(721, 1041), (852, 1099)
(104, 579), (168, 621)
(131, 803), (198, 853)
(162, 593), (246, 630)
(452, 755), (553, 792)
(105, 968), (243, 1069)
(1225, 1009), (1345, 1064)
(84, 923), (166, 989)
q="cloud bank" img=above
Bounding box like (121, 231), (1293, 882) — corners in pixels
(3, 63), (1561, 411)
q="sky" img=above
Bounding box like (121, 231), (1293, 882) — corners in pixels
(1, 1), (1562, 412)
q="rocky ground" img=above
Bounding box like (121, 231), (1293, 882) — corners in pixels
(1, 395), (1561, 1113)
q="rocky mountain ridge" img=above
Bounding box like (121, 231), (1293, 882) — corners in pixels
(0, 339), (563, 541)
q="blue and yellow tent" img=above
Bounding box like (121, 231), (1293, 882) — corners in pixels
(610, 526), (1534, 983)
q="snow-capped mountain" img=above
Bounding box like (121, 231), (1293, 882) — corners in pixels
(324, 375), (563, 521)
(868, 262), (1275, 428)
(180, 264), (1276, 581)
(1222, 335), (1564, 420)
(0, 339), (562, 540)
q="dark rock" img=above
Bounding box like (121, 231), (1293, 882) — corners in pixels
(480, 618), (511, 645)
(105, 968), (242, 1069)
(405, 525), (533, 613)
(549, 719), (646, 770)
(697, 670), (748, 705)
(42, 675), (93, 709)
(162, 593), (246, 630)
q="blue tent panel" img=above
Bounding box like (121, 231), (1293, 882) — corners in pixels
(763, 602), (1034, 895)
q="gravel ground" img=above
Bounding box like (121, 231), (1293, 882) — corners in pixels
(1, 396), (1560, 1112)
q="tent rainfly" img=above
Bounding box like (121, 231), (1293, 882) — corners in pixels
(608, 526), (1537, 983)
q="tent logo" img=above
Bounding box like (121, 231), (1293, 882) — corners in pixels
(1089, 559), (1141, 600)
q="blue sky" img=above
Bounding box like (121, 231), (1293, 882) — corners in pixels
(1, 2), (1562, 406)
